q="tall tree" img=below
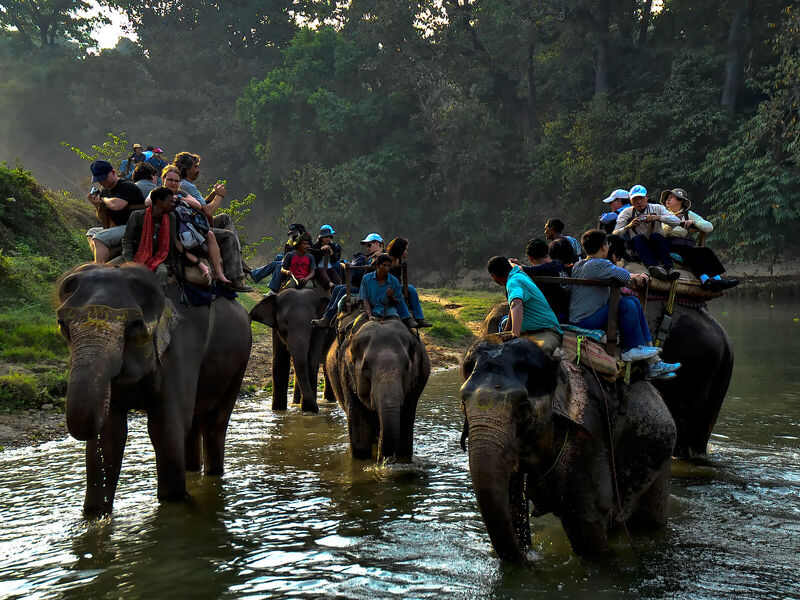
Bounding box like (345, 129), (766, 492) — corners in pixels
(0, 0), (109, 50)
(721, 0), (752, 113)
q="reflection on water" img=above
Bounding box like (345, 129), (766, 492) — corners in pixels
(0, 294), (799, 599)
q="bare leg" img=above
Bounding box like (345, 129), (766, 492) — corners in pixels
(92, 239), (111, 263)
(206, 231), (231, 284)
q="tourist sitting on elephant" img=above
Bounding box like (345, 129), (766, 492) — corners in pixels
(598, 188), (631, 234)
(122, 186), (208, 284)
(660, 188), (739, 291)
(486, 255), (563, 355)
(548, 237), (578, 274)
(509, 238), (570, 322)
(359, 253), (417, 329)
(173, 151), (251, 291)
(154, 166), (230, 285)
(251, 223), (306, 291)
(311, 224), (343, 290)
(85, 160), (146, 263)
(385, 237), (432, 328)
(613, 185), (681, 282)
(313, 233), (384, 329)
(544, 217), (584, 259)
(570, 229), (681, 379)
(280, 234), (317, 289)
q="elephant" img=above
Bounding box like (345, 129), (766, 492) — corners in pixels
(644, 300), (733, 457)
(56, 263), (252, 515)
(324, 313), (430, 460)
(481, 299), (733, 458)
(249, 288), (329, 413)
(460, 337), (677, 562)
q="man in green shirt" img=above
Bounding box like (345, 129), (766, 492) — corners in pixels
(487, 256), (563, 354)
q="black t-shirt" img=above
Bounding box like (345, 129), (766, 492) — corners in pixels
(521, 260), (570, 320)
(101, 179), (144, 227)
(311, 239), (342, 265)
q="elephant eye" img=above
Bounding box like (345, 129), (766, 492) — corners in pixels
(126, 319), (149, 343)
(57, 319), (70, 340)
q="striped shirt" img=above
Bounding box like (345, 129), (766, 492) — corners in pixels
(568, 258), (631, 323)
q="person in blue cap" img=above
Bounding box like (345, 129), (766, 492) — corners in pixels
(613, 185), (681, 281)
(312, 224), (343, 289)
(85, 160), (145, 263)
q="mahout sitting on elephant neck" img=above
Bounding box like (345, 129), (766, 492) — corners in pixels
(56, 262), (252, 515)
(460, 336), (676, 562)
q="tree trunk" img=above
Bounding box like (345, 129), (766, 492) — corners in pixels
(638, 0), (653, 46)
(721, 0), (751, 114)
(594, 0), (612, 96)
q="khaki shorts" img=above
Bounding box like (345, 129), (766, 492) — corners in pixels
(521, 329), (563, 356)
(86, 225), (126, 247)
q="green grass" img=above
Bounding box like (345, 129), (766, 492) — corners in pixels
(419, 300), (474, 344)
(419, 288), (504, 323)
(235, 291), (271, 337)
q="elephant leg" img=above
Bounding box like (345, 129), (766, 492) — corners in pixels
(631, 460), (671, 527)
(348, 396), (376, 459)
(202, 375), (241, 476)
(323, 371), (336, 403)
(185, 416), (202, 473)
(272, 329), (290, 411)
(147, 403), (191, 503)
(397, 398), (418, 459)
(83, 405), (128, 515)
(561, 513), (611, 558)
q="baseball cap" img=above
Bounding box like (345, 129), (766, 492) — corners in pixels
(603, 189), (630, 203)
(133, 143), (142, 149)
(360, 233), (383, 244)
(154, 147), (163, 153)
(629, 185), (647, 199)
(90, 160), (114, 182)
(319, 224), (336, 236)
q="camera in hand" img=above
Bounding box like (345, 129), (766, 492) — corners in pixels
(90, 186), (101, 196)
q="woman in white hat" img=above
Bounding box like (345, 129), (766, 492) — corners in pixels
(660, 189), (738, 291)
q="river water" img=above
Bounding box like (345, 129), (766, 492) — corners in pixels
(1, 294), (798, 599)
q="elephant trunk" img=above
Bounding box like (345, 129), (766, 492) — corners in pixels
(466, 398), (527, 562)
(288, 330), (315, 402)
(66, 321), (125, 441)
(372, 375), (404, 460)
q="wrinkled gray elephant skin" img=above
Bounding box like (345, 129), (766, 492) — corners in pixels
(460, 337), (676, 562)
(56, 263), (252, 515)
(249, 288), (328, 413)
(482, 301), (732, 458)
(325, 318), (430, 460)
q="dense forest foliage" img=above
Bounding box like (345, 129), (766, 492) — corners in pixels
(1, 0), (798, 268)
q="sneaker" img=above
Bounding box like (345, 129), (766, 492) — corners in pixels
(647, 360), (682, 378)
(638, 344), (662, 355)
(648, 265), (670, 281)
(311, 317), (331, 329)
(415, 318), (433, 328)
(666, 268), (681, 281)
(651, 371), (677, 381)
(227, 277), (254, 292)
(621, 345), (660, 362)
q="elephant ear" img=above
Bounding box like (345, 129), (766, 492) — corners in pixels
(552, 362), (605, 437)
(144, 298), (179, 363)
(250, 294), (278, 327)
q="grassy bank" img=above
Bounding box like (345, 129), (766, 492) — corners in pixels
(0, 164), (92, 411)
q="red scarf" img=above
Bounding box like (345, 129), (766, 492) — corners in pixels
(133, 207), (171, 271)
